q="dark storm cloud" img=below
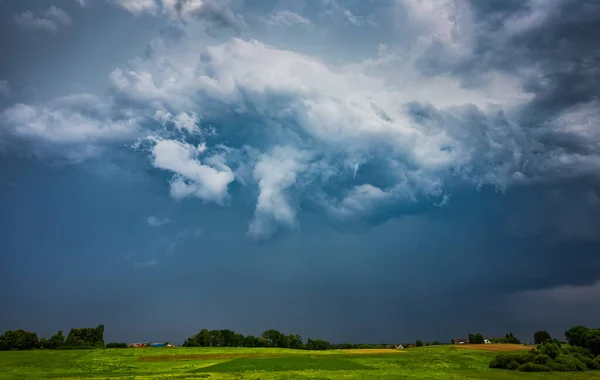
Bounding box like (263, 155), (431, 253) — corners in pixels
(2, 0), (600, 345)
(474, 0), (600, 121)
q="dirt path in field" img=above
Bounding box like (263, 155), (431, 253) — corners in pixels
(452, 344), (533, 351)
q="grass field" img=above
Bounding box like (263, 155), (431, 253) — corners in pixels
(1, 345), (600, 379)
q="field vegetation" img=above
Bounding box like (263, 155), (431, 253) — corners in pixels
(2, 345), (600, 379)
(2, 325), (600, 378)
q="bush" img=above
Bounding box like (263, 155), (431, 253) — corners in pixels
(534, 354), (551, 365)
(518, 362), (551, 372)
(573, 353), (600, 370)
(563, 345), (593, 358)
(489, 353), (536, 369)
(540, 342), (561, 359)
(549, 355), (588, 372)
(106, 342), (128, 349)
(507, 361), (520, 370)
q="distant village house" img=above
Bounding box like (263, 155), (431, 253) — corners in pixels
(129, 342), (174, 348)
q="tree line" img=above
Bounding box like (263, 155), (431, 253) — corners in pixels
(0, 325), (105, 351)
(464, 332), (521, 344)
(182, 329), (333, 350)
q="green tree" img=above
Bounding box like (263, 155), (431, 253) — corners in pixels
(471, 333), (485, 344)
(288, 333), (304, 349)
(47, 330), (65, 349)
(306, 338), (330, 350)
(232, 333), (245, 347)
(106, 342), (128, 348)
(0, 330), (39, 350)
(219, 330), (235, 347)
(198, 329), (211, 347)
(585, 329), (600, 356)
(565, 326), (591, 347)
(210, 330), (224, 347)
(243, 335), (260, 347)
(503, 332), (521, 344)
(534, 330), (552, 345)
(262, 330), (285, 347)
(415, 340), (423, 347)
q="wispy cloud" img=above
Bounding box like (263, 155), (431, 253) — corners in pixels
(165, 226), (202, 255)
(109, 0), (158, 15)
(14, 6), (72, 33)
(267, 10), (311, 27)
(134, 257), (159, 268)
(146, 216), (171, 227)
(162, 0), (246, 31)
(0, 80), (10, 99)
(74, 0), (86, 6)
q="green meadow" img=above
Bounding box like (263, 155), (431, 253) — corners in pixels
(2, 345), (600, 380)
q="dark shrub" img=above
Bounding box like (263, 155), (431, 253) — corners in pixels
(106, 342), (128, 349)
(549, 355), (588, 372)
(507, 361), (520, 370)
(540, 342), (561, 359)
(563, 345), (593, 358)
(573, 353), (600, 370)
(586, 329), (600, 357)
(518, 362), (551, 372)
(534, 354), (551, 365)
(489, 353), (536, 369)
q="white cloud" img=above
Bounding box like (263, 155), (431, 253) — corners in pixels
(395, 0), (461, 44)
(267, 10), (311, 27)
(14, 6), (72, 33)
(323, 184), (392, 221)
(321, 0), (366, 27)
(0, 94), (139, 144)
(146, 216), (171, 226)
(161, 0), (245, 31)
(46, 6), (72, 25)
(0, 80), (10, 98)
(162, 0), (203, 18)
(0, 94), (140, 161)
(74, 0), (86, 6)
(8, 0), (598, 240)
(148, 137), (234, 204)
(154, 110), (200, 134)
(108, 33), (584, 233)
(248, 146), (312, 240)
(110, 0), (159, 15)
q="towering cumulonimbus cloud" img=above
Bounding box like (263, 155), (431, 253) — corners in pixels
(2, 0), (599, 240)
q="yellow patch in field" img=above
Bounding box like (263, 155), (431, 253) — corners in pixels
(452, 344), (533, 352)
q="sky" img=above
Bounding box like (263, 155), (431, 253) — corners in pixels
(1, 0), (599, 345)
